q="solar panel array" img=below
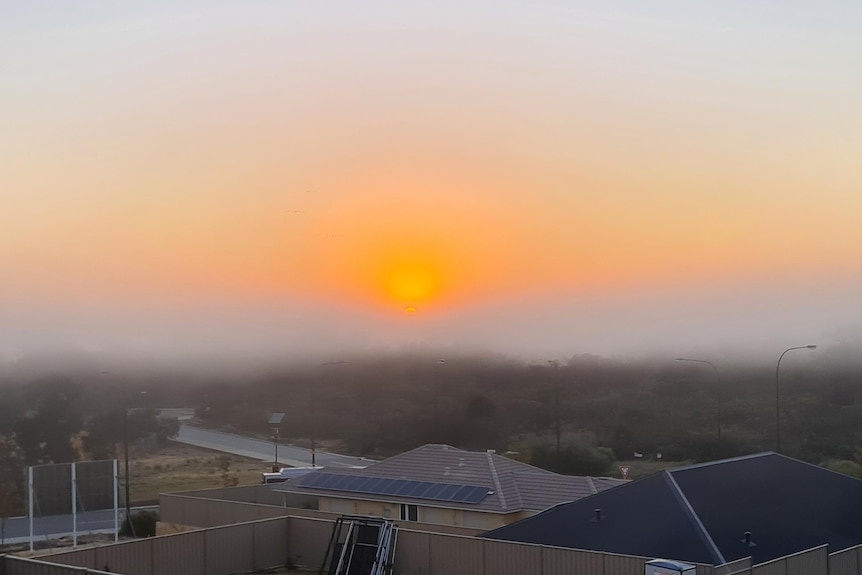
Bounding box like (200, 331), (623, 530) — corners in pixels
(299, 472), (492, 504)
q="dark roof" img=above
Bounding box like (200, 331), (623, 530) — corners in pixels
(482, 453), (862, 565)
(274, 444), (625, 514)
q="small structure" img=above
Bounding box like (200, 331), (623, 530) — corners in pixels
(645, 559), (696, 575)
(261, 465), (323, 484)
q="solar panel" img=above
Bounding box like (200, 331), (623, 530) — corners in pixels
(352, 476), (378, 492)
(298, 472), (491, 505)
(380, 479), (403, 495)
(409, 482), (436, 498)
(394, 480), (421, 496)
(331, 475), (356, 490)
(423, 483), (448, 499)
(437, 484), (461, 500)
(451, 485), (475, 501)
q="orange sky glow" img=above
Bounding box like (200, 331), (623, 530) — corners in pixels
(2, 2), (862, 357)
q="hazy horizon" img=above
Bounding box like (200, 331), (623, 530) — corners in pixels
(3, 1), (861, 364)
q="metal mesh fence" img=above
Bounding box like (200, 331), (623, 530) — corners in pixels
(28, 460), (117, 546)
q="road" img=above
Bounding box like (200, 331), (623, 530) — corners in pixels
(1, 507), (156, 546)
(173, 424), (373, 469)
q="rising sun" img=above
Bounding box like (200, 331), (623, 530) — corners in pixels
(385, 264), (438, 308)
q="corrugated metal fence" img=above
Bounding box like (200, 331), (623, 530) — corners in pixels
(7, 518), (862, 575)
(6, 518), (288, 575)
(2, 555), (113, 575)
(160, 491), (482, 536)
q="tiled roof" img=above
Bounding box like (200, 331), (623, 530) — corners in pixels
(483, 452), (862, 565)
(275, 444), (625, 514)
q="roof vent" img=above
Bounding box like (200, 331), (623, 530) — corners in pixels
(741, 531), (756, 547)
(458, 458), (466, 467)
(592, 508), (602, 523)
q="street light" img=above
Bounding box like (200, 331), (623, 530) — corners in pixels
(312, 361), (348, 467)
(675, 358), (722, 444)
(775, 345), (816, 453)
(268, 413), (285, 472)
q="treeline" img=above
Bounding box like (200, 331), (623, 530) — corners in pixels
(2, 343), (862, 506)
(185, 347), (862, 471)
(0, 376), (178, 522)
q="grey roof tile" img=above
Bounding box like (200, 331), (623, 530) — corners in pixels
(275, 444), (626, 514)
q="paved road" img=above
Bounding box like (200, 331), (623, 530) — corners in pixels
(2, 506), (156, 546)
(173, 424), (373, 469)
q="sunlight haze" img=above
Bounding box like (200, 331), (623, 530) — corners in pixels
(2, 1), (861, 361)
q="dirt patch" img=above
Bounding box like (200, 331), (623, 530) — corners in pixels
(129, 443), (267, 503)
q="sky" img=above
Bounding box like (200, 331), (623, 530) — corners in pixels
(2, 1), (862, 362)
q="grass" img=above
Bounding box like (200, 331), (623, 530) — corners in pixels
(613, 458), (690, 479)
(128, 443), (268, 503)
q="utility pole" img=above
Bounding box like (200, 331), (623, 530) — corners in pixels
(548, 360), (561, 459)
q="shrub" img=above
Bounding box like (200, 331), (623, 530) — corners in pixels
(120, 510), (159, 538)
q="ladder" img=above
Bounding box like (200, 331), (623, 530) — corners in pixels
(319, 515), (398, 575)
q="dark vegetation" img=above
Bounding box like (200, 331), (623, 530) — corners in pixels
(1, 340), (861, 528)
(119, 510), (159, 538)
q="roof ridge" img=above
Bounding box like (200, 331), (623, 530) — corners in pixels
(488, 451), (560, 475)
(668, 452), (772, 473)
(487, 452), (507, 510)
(663, 471), (726, 564)
(499, 470), (525, 510)
(587, 476), (598, 495)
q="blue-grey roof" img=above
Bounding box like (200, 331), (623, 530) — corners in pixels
(481, 453), (862, 565)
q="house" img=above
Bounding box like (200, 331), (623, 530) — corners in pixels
(482, 452), (862, 565)
(273, 443), (625, 530)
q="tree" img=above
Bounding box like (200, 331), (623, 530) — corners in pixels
(0, 435), (25, 545)
(83, 408), (162, 461)
(216, 455), (238, 487)
(531, 443), (615, 476)
(16, 376), (84, 464)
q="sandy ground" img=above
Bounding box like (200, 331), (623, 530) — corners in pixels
(129, 443), (269, 502)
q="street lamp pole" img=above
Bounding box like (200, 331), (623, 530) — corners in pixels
(268, 413), (285, 472)
(675, 358), (721, 444)
(547, 360), (561, 458)
(775, 345), (816, 453)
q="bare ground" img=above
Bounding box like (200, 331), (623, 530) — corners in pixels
(129, 443), (268, 502)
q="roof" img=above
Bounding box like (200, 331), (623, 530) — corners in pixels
(482, 453), (862, 565)
(274, 444), (625, 514)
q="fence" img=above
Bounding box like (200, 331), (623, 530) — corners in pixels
(159, 490), (482, 536)
(11, 518), (289, 575)
(392, 529), (716, 575)
(2, 555), (114, 575)
(8, 516), (862, 575)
